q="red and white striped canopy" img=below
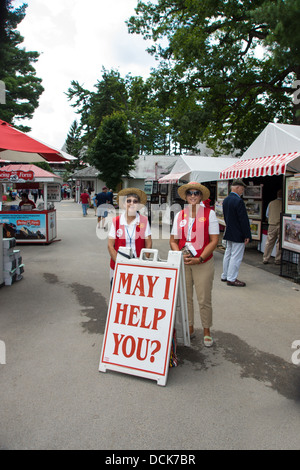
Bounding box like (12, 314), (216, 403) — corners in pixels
(219, 152), (300, 180)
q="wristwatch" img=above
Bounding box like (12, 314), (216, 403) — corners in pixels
(199, 256), (204, 263)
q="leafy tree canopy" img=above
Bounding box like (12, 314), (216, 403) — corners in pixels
(127, 0), (300, 154)
(66, 67), (173, 156)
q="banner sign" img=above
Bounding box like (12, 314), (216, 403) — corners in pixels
(0, 170), (34, 182)
(99, 250), (188, 386)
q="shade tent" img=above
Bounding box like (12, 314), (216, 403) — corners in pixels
(0, 164), (63, 184)
(158, 155), (235, 184)
(0, 120), (73, 163)
(220, 152), (300, 180)
(219, 123), (300, 180)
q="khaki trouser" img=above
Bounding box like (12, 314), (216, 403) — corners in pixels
(263, 224), (281, 263)
(184, 257), (215, 329)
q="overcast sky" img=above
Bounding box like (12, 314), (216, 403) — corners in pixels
(16, 0), (157, 151)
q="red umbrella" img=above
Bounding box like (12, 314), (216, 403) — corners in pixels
(0, 119), (70, 163)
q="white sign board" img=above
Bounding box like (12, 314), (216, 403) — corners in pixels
(47, 183), (61, 202)
(99, 250), (189, 386)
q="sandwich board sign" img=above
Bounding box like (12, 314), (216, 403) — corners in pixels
(99, 249), (189, 386)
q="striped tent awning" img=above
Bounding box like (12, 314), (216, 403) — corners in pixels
(219, 152), (300, 180)
(158, 172), (188, 183)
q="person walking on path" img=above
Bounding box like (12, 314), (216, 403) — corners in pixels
(96, 186), (112, 229)
(221, 179), (251, 287)
(263, 189), (283, 265)
(170, 182), (219, 347)
(91, 192), (97, 216)
(80, 189), (90, 217)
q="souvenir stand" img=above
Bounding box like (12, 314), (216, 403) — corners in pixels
(219, 143), (300, 283)
(281, 173), (300, 283)
(0, 119), (72, 286)
(0, 164), (62, 244)
(0, 222), (3, 286)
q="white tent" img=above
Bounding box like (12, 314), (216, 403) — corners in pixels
(240, 123), (300, 160)
(220, 123), (300, 179)
(129, 155), (179, 180)
(158, 155), (236, 184)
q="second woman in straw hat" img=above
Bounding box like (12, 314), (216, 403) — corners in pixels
(170, 182), (219, 347)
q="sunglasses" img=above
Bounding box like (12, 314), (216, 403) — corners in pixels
(126, 198), (139, 204)
(186, 190), (201, 196)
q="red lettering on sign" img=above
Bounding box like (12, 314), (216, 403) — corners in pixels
(117, 272), (160, 298)
(113, 303), (166, 331)
(112, 333), (160, 363)
(152, 308), (166, 330)
(112, 333), (125, 355)
(17, 220), (40, 226)
(117, 272), (133, 294)
(114, 303), (129, 325)
(163, 277), (172, 300)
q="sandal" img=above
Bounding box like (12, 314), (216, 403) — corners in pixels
(204, 335), (213, 347)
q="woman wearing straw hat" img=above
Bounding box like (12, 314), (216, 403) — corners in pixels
(108, 188), (152, 283)
(170, 182), (219, 347)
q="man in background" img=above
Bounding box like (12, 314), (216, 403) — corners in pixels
(96, 186), (112, 229)
(221, 179), (251, 287)
(263, 189), (282, 265)
(80, 189), (90, 217)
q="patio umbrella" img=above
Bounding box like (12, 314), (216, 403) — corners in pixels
(0, 119), (72, 163)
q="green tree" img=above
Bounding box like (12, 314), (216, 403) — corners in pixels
(66, 68), (128, 148)
(127, 74), (171, 154)
(67, 68), (174, 156)
(89, 112), (137, 189)
(62, 120), (85, 178)
(127, 0), (300, 154)
(0, 1), (44, 130)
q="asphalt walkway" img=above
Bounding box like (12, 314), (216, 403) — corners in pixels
(0, 199), (299, 450)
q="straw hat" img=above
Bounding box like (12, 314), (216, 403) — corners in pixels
(178, 181), (210, 201)
(117, 187), (147, 207)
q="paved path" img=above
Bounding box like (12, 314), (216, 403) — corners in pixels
(0, 199), (299, 450)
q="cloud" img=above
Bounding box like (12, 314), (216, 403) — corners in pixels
(16, 0), (157, 149)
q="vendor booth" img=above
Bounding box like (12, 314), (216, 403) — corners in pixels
(157, 155), (235, 210)
(158, 155), (235, 185)
(154, 155), (236, 226)
(0, 164), (63, 244)
(0, 223), (3, 286)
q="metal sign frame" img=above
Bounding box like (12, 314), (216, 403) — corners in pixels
(99, 249), (189, 386)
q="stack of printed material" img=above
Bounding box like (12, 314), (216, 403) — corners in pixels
(2, 238), (25, 286)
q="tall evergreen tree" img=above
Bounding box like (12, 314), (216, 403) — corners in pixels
(89, 112), (137, 189)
